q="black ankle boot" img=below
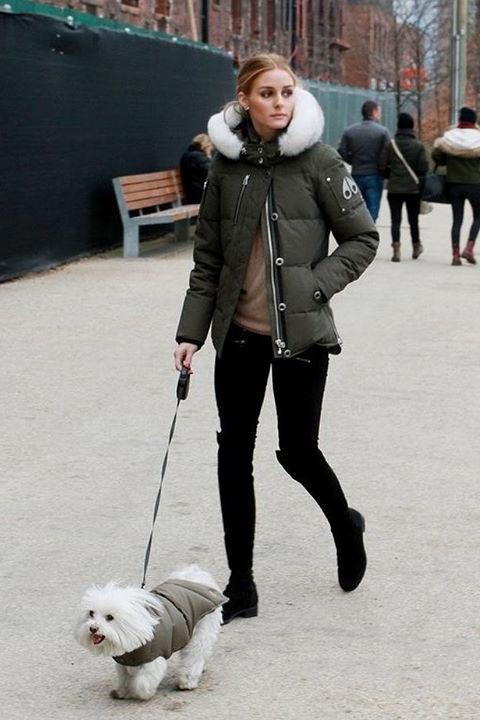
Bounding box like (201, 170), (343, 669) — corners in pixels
(222, 578), (258, 625)
(331, 508), (367, 592)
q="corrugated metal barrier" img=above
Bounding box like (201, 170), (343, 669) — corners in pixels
(303, 79), (397, 147)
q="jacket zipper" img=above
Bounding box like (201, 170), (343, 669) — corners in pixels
(233, 174), (250, 225)
(198, 179), (209, 218)
(265, 191), (286, 356)
(324, 305), (343, 347)
(326, 177), (346, 214)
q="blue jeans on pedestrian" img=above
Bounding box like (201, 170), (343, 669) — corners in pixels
(352, 174), (384, 222)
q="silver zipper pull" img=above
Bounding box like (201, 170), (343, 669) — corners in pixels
(243, 174), (250, 186)
(275, 339), (286, 350)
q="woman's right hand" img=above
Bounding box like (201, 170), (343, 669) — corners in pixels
(174, 342), (199, 372)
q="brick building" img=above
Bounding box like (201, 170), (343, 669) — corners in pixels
(32, 0), (349, 82)
(343, 0), (395, 90)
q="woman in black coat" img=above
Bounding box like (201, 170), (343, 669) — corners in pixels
(380, 113), (429, 262)
(180, 133), (213, 204)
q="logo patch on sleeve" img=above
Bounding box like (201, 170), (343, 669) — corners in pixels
(342, 176), (359, 200)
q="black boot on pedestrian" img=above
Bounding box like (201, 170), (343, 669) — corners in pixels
(331, 508), (367, 592)
(391, 242), (401, 262)
(412, 241), (424, 259)
(222, 574), (258, 625)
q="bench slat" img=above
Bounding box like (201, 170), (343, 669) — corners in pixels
(127, 193), (180, 211)
(124, 185), (181, 202)
(120, 170), (181, 185)
(122, 178), (179, 195)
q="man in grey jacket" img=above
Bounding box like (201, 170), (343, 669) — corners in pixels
(338, 100), (390, 222)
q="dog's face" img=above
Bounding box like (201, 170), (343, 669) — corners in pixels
(74, 582), (162, 658)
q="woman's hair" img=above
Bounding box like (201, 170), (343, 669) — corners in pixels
(223, 54), (297, 120)
(192, 133), (213, 156)
(236, 53), (297, 97)
(192, 133), (209, 146)
(458, 106), (477, 124)
(397, 112), (414, 129)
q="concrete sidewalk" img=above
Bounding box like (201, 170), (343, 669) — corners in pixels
(1, 199), (479, 719)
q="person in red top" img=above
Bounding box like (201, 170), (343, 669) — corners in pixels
(432, 106), (480, 265)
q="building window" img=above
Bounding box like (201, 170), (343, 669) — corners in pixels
(373, 22), (380, 54)
(155, 0), (169, 14)
(297, 0), (304, 39)
(267, 0), (276, 42)
(232, 0), (242, 35)
(306, 0), (314, 63)
(329, 1), (336, 37)
(251, 0), (260, 37)
(281, 0), (291, 31)
(319, 0), (325, 29)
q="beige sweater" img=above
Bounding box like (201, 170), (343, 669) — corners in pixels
(233, 228), (271, 335)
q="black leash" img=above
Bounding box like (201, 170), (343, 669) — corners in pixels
(141, 367), (190, 589)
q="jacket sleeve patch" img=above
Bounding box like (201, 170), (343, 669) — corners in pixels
(342, 176), (359, 200)
(324, 169), (363, 215)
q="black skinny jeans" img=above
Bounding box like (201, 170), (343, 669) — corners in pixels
(448, 183), (480, 248)
(387, 193), (420, 245)
(214, 324), (349, 575)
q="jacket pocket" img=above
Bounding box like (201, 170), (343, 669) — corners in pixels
(325, 174), (361, 215)
(233, 174), (250, 225)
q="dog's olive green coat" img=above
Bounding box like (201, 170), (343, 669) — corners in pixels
(113, 580), (226, 667)
(176, 89), (379, 358)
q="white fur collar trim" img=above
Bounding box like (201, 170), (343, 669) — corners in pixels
(207, 88), (325, 159)
(439, 128), (480, 150)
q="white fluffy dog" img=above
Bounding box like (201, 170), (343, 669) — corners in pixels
(75, 565), (224, 700)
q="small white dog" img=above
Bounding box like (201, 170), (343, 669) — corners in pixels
(75, 564), (226, 700)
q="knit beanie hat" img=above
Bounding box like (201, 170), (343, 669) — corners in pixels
(397, 112), (414, 129)
(458, 107), (477, 123)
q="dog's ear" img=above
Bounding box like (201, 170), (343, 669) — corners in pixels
(145, 605), (161, 619)
(140, 593), (164, 620)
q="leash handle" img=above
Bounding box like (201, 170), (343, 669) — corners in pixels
(141, 366), (190, 588)
(176, 366), (190, 401)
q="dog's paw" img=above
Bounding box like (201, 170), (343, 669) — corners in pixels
(110, 689), (126, 700)
(176, 673), (200, 691)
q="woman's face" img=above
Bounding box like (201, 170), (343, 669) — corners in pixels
(238, 68), (295, 142)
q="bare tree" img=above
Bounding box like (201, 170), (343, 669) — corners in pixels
(391, 0), (451, 140)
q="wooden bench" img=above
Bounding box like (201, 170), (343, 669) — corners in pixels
(112, 169), (200, 257)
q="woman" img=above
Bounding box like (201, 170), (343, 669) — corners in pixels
(380, 113), (428, 262)
(174, 54), (379, 624)
(180, 133), (213, 204)
(432, 106), (480, 265)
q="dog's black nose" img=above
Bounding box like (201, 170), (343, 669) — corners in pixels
(89, 626), (98, 634)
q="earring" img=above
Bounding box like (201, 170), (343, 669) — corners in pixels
(244, 106), (250, 111)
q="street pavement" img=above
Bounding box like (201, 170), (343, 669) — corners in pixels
(1, 198), (479, 719)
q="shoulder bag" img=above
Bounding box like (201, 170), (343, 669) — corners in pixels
(422, 166), (449, 204)
(390, 138), (433, 214)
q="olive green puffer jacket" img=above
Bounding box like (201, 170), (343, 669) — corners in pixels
(432, 127), (480, 184)
(176, 89), (379, 359)
(380, 129), (429, 194)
